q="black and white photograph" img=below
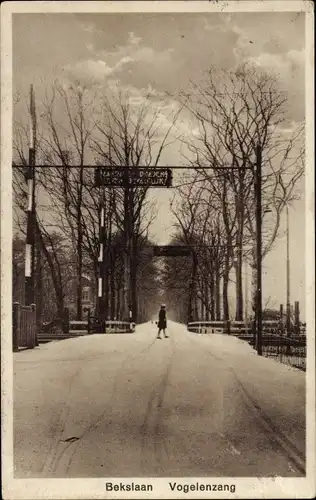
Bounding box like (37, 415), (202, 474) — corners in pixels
(1, 1), (315, 499)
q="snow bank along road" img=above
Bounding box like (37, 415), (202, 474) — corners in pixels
(14, 321), (305, 478)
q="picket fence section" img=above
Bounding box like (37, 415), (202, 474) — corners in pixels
(13, 302), (37, 351)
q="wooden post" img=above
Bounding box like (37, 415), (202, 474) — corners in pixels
(225, 319), (231, 335)
(13, 302), (20, 352)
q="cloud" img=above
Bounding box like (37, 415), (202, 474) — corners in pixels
(220, 14), (304, 74)
(65, 53), (135, 82)
(246, 49), (304, 84)
(116, 55), (134, 69)
(203, 21), (220, 32)
(86, 43), (94, 52)
(66, 59), (115, 79)
(65, 28), (174, 86)
(128, 31), (142, 45)
(82, 24), (94, 34)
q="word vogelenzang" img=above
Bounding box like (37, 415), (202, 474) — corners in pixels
(169, 482), (236, 493)
(105, 482), (236, 494)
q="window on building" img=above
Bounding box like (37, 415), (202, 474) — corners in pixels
(82, 287), (90, 302)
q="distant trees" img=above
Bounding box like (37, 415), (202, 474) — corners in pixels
(12, 231), (75, 324)
(13, 63), (304, 326)
(165, 64), (304, 322)
(13, 82), (179, 323)
(90, 90), (180, 321)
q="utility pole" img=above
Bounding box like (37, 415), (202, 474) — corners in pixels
(25, 84), (36, 306)
(286, 205), (291, 337)
(255, 144), (263, 355)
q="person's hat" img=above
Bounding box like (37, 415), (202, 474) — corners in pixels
(161, 304), (166, 308)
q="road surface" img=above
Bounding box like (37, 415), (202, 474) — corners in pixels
(14, 321), (305, 478)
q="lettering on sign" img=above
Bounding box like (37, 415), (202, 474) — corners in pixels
(153, 246), (192, 257)
(95, 167), (172, 187)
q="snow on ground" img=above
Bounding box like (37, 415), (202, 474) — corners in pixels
(14, 320), (305, 476)
(202, 331), (256, 355)
(150, 321), (305, 452)
(180, 323), (305, 455)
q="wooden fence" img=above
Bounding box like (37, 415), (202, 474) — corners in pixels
(37, 318), (136, 343)
(13, 302), (37, 351)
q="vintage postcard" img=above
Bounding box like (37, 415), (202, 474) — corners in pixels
(1, 1), (315, 499)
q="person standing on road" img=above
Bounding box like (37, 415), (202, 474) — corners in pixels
(157, 304), (168, 339)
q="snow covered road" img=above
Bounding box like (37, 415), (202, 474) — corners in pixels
(14, 321), (305, 478)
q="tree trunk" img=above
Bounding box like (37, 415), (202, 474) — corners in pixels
(116, 274), (122, 320)
(130, 234), (138, 323)
(35, 222), (65, 321)
(235, 242), (244, 321)
(235, 179), (245, 321)
(116, 283), (121, 320)
(76, 226), (83, 321)
(187, 253), (197, 322)
(222, 175), (231, 322)
(250, 248), (257, 328)
(210, 273), (215, 321)
(200, 283), (205, 320)
(76, 166), (84, 321)
(205, 277), (210, 321)
(223, 254), (230, 321)
(104, 262), (109, 320)
(194, 295), (199, 320)
(116, 255), (124, 320)
(215, 265), (221, 320)
(110, 250), (115, 320)
(35, 238), (43, 330)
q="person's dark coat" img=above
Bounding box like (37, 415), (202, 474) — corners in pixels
(158, 308), (167, 329)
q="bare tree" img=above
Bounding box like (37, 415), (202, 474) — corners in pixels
(91, 90), (181, 321)
(37, 82), (97, 320)
(178, 63), (304, 321)
(168, 172), (232, 321)
(13, 83), (181, 323)
(13, 82), (99, 321)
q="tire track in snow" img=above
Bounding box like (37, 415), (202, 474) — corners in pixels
(140, 332), (176, 474)
(42, 328), (159, 476)
(189, 331), (305, 475)
(41, 363), (84, 476)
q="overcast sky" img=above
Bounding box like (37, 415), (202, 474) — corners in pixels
(12, 11), (306, 317)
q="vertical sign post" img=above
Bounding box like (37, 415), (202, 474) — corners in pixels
(25, 84), (36, 306)
(97, 192), (106, 331)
